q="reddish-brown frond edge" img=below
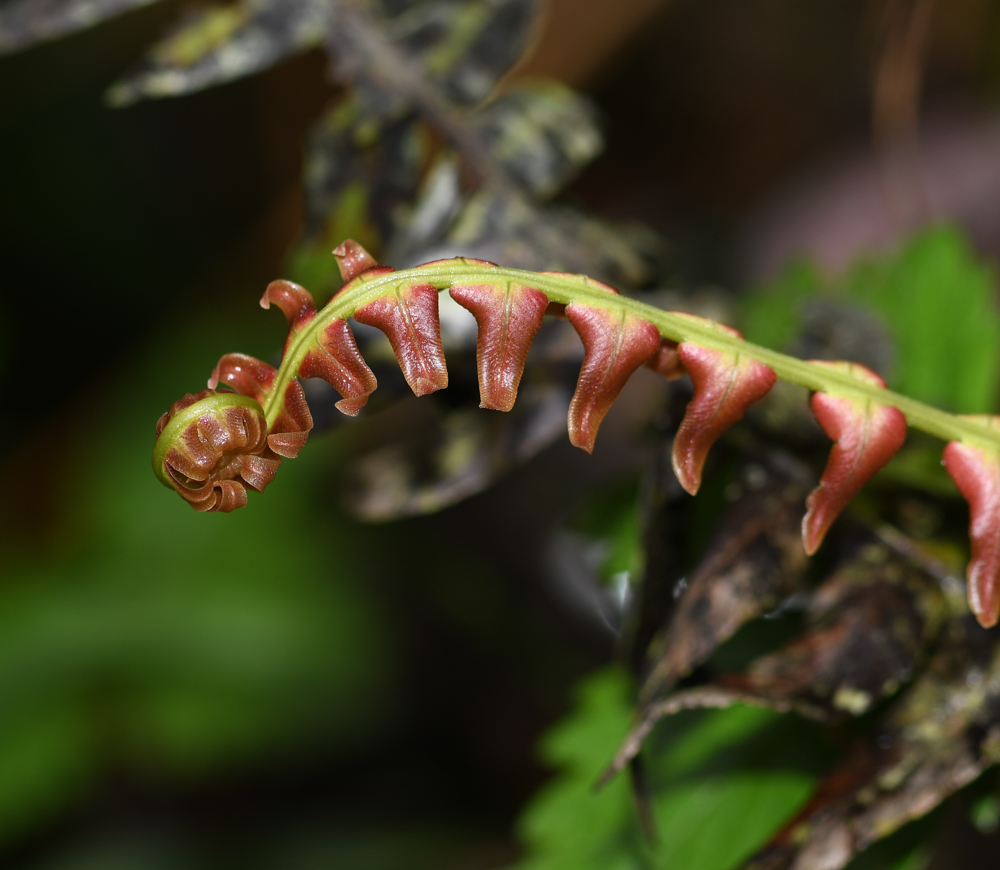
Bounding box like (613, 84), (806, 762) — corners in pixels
(209, 352), (312, 457)
(261, 280), (378, 418)
(943, 416), (1000, 628)
(333, 239), (379, 282)
(565, 303), (661, 453)
(354, 282), (448, 397)
(450, 283), (549, 411)
(670, 315), (777, 495)
(802, 362), (907, 556)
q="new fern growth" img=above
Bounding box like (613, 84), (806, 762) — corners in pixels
(153, 241), (1000, 628)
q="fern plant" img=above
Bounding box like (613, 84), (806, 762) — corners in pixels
(153, 240), (1000, 630)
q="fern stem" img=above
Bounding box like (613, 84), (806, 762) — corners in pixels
(264, 260), (1000, 452)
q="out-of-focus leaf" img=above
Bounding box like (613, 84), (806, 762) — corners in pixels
(636, 464), (811, 707)
(446, 191), (657, 285)
(323, 0), (541, 162)
(469, 80), (602, 198)
(295, 79), (606, 283)
(389, 153), (465, 264)
(742, 617), (1000, 870)
(641, 708), (827, 870)
(105, 0), (330, 106)
(516, 667), (828, 870)
(285, 0), (627, 304)
(366, 0), (540, 108)
(344, 379), (572, 519)
(743, 226), (1000, 414)
(571, 480), (643, 587)
(292, 100), (430, 294)
(634, 540), (945, 729)
(741, 261), (820, 355)
(286, 181), (385, 302)
(0, 0), (162, 54)
(730, 541), (944, 719)
(103, 0), (540, 106)
(386, 78), (605, 260)
(844, 227), (1000, 413)
(515, 668), (641, 870)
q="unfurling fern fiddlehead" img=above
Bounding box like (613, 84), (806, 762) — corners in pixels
(153, 241), (1000, 628)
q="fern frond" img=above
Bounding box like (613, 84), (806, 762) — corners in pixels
(153, 241), (1000, 626)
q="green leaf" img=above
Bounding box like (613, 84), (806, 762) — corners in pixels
(742, 226), (1000, 414)
(741, 259), (820, 353)
(516, 668), (644, 870)
(840, 225), (1000, 413)
(515, 667), (829, 870)
(571, 481), (643, 584)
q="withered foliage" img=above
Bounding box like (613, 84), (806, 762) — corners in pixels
(602, 414), (998, 869)
(744, 612), (1000, 870)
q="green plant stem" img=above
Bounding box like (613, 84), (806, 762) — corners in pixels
(263, 260), (1000, 451)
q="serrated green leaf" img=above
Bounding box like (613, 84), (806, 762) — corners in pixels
(516, 668), (828, 870)
(517, 668), (645, 870)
